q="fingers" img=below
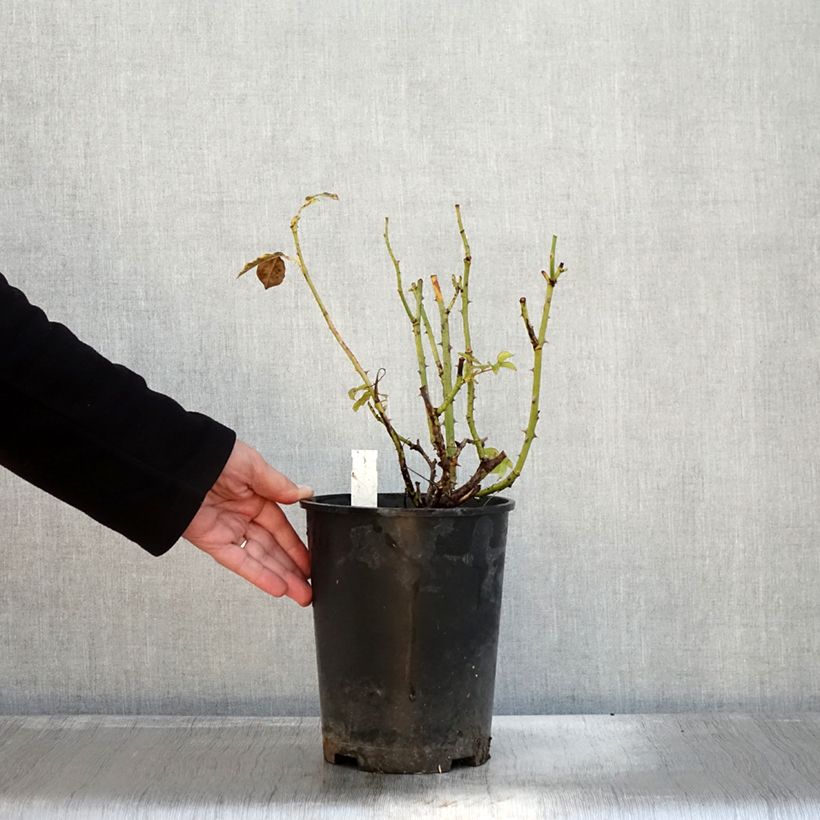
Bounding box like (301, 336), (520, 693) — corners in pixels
(253, 501), (312, 577)
(249, 450), (314, 505)
(210, 542), (312, 606)
(246, 521), (306, 579)
(243, 534), (312, 606)
(202, 439), (314, 604)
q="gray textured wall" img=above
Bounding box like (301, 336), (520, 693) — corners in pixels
(1, 0), (818, 715)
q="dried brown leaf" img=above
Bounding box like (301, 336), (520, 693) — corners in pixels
(256, 254), (286, 289)
(237, 251), (287, 288)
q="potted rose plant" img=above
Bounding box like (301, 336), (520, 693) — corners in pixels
(237, 193), (568, 774)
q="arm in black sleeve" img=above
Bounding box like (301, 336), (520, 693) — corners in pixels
(0, 271), (237, 556)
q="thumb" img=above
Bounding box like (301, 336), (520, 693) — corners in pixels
(251, 455), (314, 504)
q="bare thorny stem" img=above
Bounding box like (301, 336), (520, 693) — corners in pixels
(454, 204), (487, 465)
(385, 212), (508, 506)
(477, 235), (565, 496)
(271, 193), (565, 507)
(290, 195), (420, 504)
(431, 274), (457, 465)
(419, 302), (444, 380)
(408, 279), (441, 459)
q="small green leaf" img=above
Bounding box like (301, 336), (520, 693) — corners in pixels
(352, 392), (371, 412)
(489, 351), (517, 374)
(458, 350), (480, 365)
(491, 456), (514, 475)
(484, 447), (512, 475)
(347, 384), (369, 400)
(350, 382), (374, 411)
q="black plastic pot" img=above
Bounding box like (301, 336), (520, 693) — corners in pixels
(299, 492), (514, 774)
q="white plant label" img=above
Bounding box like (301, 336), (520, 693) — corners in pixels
(351, 449), (378, 507)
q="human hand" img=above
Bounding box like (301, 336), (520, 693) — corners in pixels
(182, 439), (315, 605)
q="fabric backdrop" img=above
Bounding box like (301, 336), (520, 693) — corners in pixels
(0, 0), (817, 714)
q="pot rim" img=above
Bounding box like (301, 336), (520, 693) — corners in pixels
(300, 492), (515, 516)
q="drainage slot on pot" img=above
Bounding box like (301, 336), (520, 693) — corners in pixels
(450, 755), (477, 769)
(333, 753), (359, 768)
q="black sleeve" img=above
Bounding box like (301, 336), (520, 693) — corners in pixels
(0, 271), (237, 556)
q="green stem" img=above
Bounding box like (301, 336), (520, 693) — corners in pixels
(291, 223), (368, 384)
(455, 204), (485, 458)
(290, 197), (418, 502)
(410, 281), (443, 455)
(419, 301), (444, 380)
(520, 297), (538, 347)
(408, 281), (429, 392)
(436, 373), (465, 416)
(432, 275), (456, 461)
(478, 235), (560, 496)
(384, 218), (442, 488)
(383, 217), (414, 323)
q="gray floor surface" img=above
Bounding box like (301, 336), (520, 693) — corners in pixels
(1, 714), (819, 818)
